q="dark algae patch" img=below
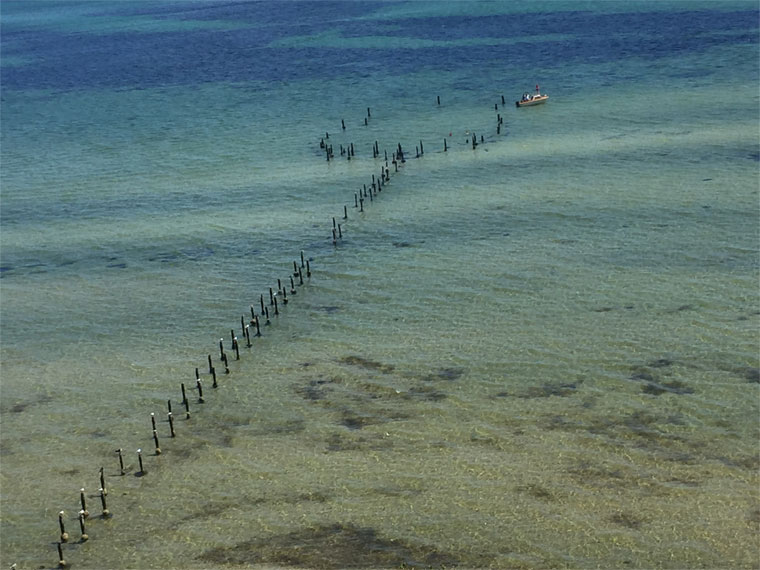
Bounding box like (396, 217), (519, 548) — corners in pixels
(168, 492), (331, 533)
(610, 511), (644, 530)
(629, 359), (695, 395)
(494, 382), (581, 399)
(741, 367), (760, 383)
(665, 303), (694, 313)
(630, 371), (655, 382)
(5, 393), (52, 414)
(747, 507), (760, 530)
(421, 367), (465, 382)
(326, 432), (394, 452)
(512, 381), (580, 398)
(199, 523), (461, 568)
(647, 358), (674, 368)
(543, 409), (702, 469)
(641, 380), (694, 396)
(294, 372), (410, 432)
(340, 355), (395, 373)
(567, 459), (637, 490)
(295, 377), (339, 401)
(340, 409), (376, 430)
(406, 385), (447, 401)
(516, 483), (555, 501)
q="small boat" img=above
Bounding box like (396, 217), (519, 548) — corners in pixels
(516, 85), (548, 107)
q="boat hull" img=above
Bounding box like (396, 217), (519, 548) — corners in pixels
(515, 95), (548, 107)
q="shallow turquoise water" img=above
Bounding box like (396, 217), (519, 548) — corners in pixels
(1, 2), (758, 568)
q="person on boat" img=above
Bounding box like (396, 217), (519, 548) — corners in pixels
(522, 93), (530, 101)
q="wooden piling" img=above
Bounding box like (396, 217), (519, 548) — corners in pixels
(153, 429), (161, 455)
(57, 541), (67, 568)
(99, 488), (110, 517)
(78, 511), (88, 541)
(196, 378), (204, 403)
(116, 448), (125, 475)
(79, 489), (88, 519)
(168, 412), (176, 437)
(58, 511), (69, 543)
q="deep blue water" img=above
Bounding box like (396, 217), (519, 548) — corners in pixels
(1, 2), (756, 91)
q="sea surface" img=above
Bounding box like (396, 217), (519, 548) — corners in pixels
(1, 1), (758, 569)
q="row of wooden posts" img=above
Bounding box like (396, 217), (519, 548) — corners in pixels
(44, 92), (511, 569)
(49, 250), (312, 568)
(321, 95), (508, 162)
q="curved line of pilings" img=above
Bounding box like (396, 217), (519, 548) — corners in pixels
(39, 91), (511, 570)
(322, 94), (508, 248)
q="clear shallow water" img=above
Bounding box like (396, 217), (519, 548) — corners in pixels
(1, 1), (758, 569)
